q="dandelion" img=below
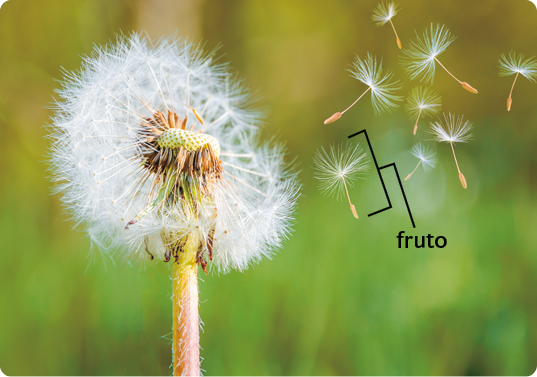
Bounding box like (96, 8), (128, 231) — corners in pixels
(324, 53), (402, 124)
(372, 1), (403, 49)
(429, 113), (473, 189)
(404, 143), (437, 180)
(47, 32), (299, 376)
(313, 142), (369, 218)
(401, 23), (478, 94)
(498, 51), (537, 111)
(405, 86), (441, 135)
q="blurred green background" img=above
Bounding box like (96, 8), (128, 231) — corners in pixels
(1, 0), (536, 375)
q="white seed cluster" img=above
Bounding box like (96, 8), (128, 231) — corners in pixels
(48, 33), (300, 273)
(158, 129), (221, 158)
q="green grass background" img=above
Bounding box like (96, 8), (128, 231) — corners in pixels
(0, 0), (536, 375)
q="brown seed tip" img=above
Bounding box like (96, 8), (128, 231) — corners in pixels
(350, 204), (359, 219)
(507, 97), (512, 111)
(413, 124), (418, 135)
(459, 172), (467, 189)
(192, 108), (204, 125)
(324, 112), (342, 124)
(405, 173), (412, 181)
(397, 38), (402, 49)
(461, 82), (478, 94)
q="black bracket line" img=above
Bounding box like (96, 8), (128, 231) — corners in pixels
(348, 129), (416, 228)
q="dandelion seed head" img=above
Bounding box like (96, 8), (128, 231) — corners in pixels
(429, 113), (473, 144)
(405, 86), (442, 120)
(312, 142), (369, 200)
(401, 23), (456, 84)
(498, 51), (537, 82)
(410, 143), (437, 171)
(372, 2), (400, 26)
(350, 53), (402, 115)
(47, 32), (300, 273)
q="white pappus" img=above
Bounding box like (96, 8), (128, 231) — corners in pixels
(372, 1), (403, 49)
(404, 143), (437, 181)
(498, 51), (537, 111)
(429, 113), (472, 189)
(401, 23), (478, 94)
(405, 86), (442, 135)
(313, 142), (369, 219)
(324, 53), (402, 124)
(372, 1), (399, 26)
(47, 32), (300, 274)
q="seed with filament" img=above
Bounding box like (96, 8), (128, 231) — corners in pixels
(498, 52), (537, 112)
(404, 86), (441, 135)
(372, 2), (403, 50)
(404, 143), (437, 181)
(429, 113), (473, 189)
(313, 142), (369, 219)
(324, 53), (402, 124)
(401, 24), (478, 94)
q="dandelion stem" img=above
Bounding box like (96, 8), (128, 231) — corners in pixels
(173, 235), (200, 377)
(342, 178), (358, 219)
(414, 108), (422, 135)
(405, 160), (422, 181)
(389, 19), (402, 49)
(342, 86), (372, 115)
(434, 57), (462, 84)
(508, 72), (519, 111)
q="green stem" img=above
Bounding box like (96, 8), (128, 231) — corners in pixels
(173, 234), (200, 376)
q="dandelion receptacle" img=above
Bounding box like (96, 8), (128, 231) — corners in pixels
(47, 33), (299, 376)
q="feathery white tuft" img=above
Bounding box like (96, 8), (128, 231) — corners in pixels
(405, 86), (442, 120)
(401, 23), (456, 84)
(350, 53), (402, 115)
(430, 113), (473, 144)
(372, 2), (400, 26)
(47, 32), (300, 273)
(312, 142), (369, 199)
(410, 143), (437, 172)
(498, 51), (537, 82)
